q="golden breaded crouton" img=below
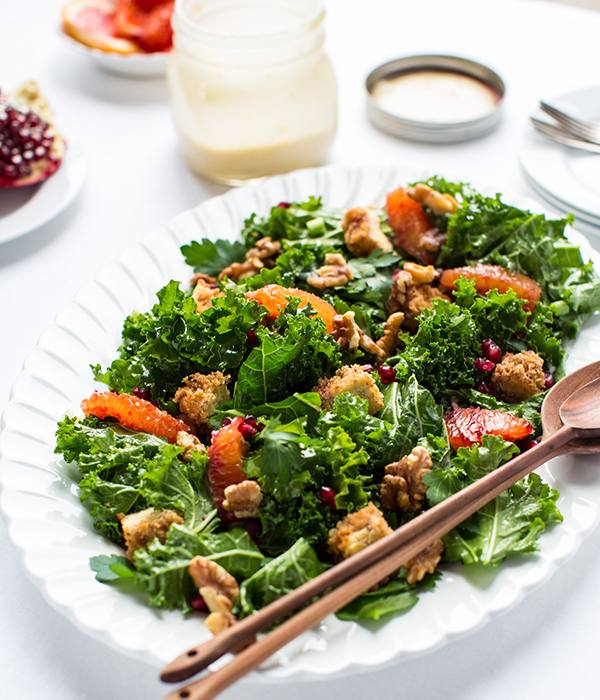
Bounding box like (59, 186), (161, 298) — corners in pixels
(342, 207), (393, 257)
(328, 502), (392, 560)
(491, 351), (546, 402)
(119, 508), (183, 558)
(174, 372), (231, 428)
(314, 364), (384, 415)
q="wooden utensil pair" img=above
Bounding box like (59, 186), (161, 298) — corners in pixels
(161, 360), (600, 700)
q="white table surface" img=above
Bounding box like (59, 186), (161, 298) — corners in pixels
(2, 0), (600, 698)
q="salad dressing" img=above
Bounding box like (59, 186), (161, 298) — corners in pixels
(168, 0), (337, 184)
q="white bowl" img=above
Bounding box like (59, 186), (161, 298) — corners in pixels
(59, 29), (170, 78)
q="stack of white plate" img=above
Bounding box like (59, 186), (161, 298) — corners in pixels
(519, 85), (600, 242)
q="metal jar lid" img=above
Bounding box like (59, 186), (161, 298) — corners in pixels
(366, 55), (505, 143)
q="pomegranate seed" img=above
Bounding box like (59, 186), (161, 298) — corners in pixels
(475, 357), (495, 373)
(190, 593), (208, 612)
(246, 328), (258, 345)
(316, 486), (337, 509)
(378, 365), (396, 383)
(243, 519), (261, 540)
(244, 415), (257, 425)
(277, 201), (291, 208)
(362, 364), (374, 373)
(517, 438), (539, 452)
(239, 420), (258, 438)
(392, 269), (401, 279)
(256, 422), (265, 432)
(544, 372), (555, 390)
(481, 339), (502, 364)
(132, 386), (153, 402)
(512, 331), (526, 342)
(475, 381), (494, 395)
(221, 416), (232, 427)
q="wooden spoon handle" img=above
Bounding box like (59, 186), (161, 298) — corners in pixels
(162, 424), (574, 699)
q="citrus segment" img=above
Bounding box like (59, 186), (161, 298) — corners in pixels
(444, 405), (533, 450)
(439, 264), (542, 313)
(62, 0), (139, 54)
(208, 417), (249, 518)
(245, 284), (337, 332)
(81, 391), (191, 442)
(386, 186), (436, 265)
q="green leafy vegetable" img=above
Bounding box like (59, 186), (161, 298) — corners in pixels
(90, 554), (135, 583)
(181, 238), (246, 277)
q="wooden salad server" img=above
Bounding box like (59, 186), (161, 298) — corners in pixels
(161, 360), (600, 700)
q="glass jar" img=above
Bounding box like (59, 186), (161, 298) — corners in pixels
(168, 0), (337, 184)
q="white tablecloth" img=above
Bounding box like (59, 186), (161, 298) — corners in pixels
(2, 1), (600, 698)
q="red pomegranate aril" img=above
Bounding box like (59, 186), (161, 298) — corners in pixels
(239, 420), (258, 438)
(475, 380), (494, 395)
(243, 519), (261, 540)
(475, 357), (495, 373)
(544, 372), (555, 390)
(392, 269), (401, 279)
(277, 201), (291, 208)
(316, 486), (337, 509)
(378, 365), (396, 383)
(131, 386), (153, 402)
(362, 364), (374, 373)
(221, 416), (233, 427)
(481, 339), (502, 364)
(246, 328), (258, 345)
(517, 438), (539, 452)
(190, 593), (208, 612)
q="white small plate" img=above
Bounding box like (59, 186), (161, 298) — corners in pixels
(520, 85), (600, 220)
(60, 30), (170, 78)
(0, 143), (87, 245)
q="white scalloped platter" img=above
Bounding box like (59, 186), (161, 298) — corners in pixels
(2, 165), (600, 680)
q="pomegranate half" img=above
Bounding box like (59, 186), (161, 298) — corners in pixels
(0, 81), (66, 188)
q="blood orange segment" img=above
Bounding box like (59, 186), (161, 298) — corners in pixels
(439, 263), (542, 313)
(62, 0), (139, 54)
(245, 284), (337, 333)
(444, 405), (533, 450)
(386, 186), (436, 265)
(81, 391), (190, 442)
(208, 417), (249, 518)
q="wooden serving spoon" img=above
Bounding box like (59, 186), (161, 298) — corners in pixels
(161, 360), (600, 700)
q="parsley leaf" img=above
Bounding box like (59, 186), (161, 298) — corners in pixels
(180, 238), (246, 276)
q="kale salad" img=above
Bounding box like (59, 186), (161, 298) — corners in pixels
(55, 177), (600, 629)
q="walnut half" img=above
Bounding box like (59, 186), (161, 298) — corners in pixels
(307, 253), (353, 289)
(222, 480), (263, 518)
(380, 446), (432, 513)
(403, 539), (444, 584)
(406, 183), (459, 216)
(218, 236), (283, 281)
(189, 556), (239, 636)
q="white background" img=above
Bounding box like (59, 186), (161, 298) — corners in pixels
(2, 0), (600, 698)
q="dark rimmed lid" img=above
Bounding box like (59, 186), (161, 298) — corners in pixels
(366, 55), (505, 143)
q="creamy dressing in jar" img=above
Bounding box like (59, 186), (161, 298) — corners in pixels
(371, 70), (500, 124)
(168, 0), (337, 184)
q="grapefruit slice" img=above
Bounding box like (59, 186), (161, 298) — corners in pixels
(62, 0), (139, 54)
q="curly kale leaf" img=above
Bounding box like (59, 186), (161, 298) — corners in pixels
(437, 188), (600, 338)
(236, 538), (324, 618)
(336, 570), (439, 621)
(94, 283), (267, 405)
(392, 299), (480, 397)
(423, 435), (562, 566)
(233, 303), (342, 409)
(132, 524), (266, 613)
(180, 238), (246, 276)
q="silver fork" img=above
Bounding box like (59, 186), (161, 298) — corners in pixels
(530, 117), (600, 154)
(540, 101), (600, 145)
